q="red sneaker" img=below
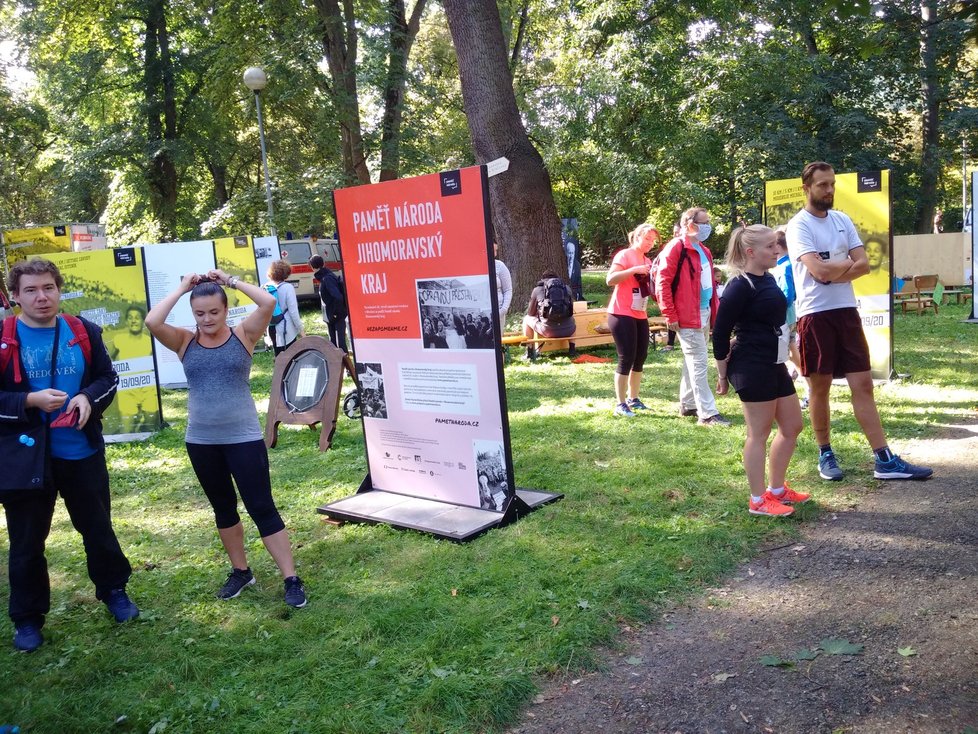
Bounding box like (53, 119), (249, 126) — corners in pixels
(749, 493), (794, 517)
(773, 481), (810, 504)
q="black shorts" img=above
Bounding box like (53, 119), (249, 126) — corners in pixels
(797, 307), (871, 378)
(729, 363), (796, 403)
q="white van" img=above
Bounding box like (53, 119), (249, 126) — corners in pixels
(278, 237), (342, 303)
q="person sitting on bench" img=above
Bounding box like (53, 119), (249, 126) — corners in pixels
(522, 270), (576, 359)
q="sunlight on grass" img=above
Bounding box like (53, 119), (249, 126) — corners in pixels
(0, 299), (975, 732)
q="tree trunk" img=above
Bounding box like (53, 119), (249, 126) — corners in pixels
(378, 0), (427, 182)
(442, 0), (565, 312)
(509, 0), (530, 70)
(207, 160), (229, 207)
(915, 0), (941, 233)
(143, 0), (179, 240)
(313, 0), (371, 186)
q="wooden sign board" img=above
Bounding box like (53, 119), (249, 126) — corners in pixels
(264, 336), (355, 451)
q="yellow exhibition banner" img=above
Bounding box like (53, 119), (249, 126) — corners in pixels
(765, 170), (892, 380)
(47, 248), (162, 437)
(2, 225), (72, 266)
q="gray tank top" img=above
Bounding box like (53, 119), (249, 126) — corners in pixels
(182, 331), (262, 444)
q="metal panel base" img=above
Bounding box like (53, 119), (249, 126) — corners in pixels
(317, 487), (562, 542)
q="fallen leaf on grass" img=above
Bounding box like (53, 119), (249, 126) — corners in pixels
(450, 588), (457, 596)
(577, 599), (590, 610)
(551, 615), (560, 626)
(760, 655), (794, 668)
(818, 638), (864, 655)
(594, 461), (610, 468)
(897, 646), (917, 657)
(712, 672), (737, 683)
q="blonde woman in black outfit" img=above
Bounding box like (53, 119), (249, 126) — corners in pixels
(712, 225), (808, 517)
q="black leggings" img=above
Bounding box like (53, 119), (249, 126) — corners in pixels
(608, 313), (649, 375)
(185, 440), (285, 537)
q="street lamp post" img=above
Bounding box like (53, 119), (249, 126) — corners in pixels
(243, 66), (277, 237)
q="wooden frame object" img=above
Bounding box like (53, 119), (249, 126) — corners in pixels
(264, 336), (356, 451)
(899, 274), (940, 315)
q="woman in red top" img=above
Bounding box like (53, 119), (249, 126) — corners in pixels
(606, 223), (658, 417)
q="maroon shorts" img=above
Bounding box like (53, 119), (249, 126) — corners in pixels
(796, 307), (871, 378)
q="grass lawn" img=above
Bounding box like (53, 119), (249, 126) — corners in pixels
(1, 277), (976, 733)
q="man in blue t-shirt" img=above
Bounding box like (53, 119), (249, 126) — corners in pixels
(0, 259), (137, 652)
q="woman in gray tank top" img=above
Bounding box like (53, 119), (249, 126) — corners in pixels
(145, 269), (307, 609)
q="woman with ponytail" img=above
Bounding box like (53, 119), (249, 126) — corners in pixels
(712, 225), (808, 517)
(606, 223), (658, 417)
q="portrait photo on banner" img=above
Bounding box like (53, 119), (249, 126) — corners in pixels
(417, 276), (494, 350)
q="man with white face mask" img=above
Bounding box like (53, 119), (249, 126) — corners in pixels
(655, 207), (730, 426)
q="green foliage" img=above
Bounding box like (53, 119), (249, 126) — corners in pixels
(1, 0), (976, 252)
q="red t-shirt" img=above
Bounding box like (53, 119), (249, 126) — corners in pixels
(608, 247), (653, 319)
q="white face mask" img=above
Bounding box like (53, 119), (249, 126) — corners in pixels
(694, 223), (712, 242)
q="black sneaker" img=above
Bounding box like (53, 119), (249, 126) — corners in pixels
(284, 576), (308, 608)
(217, 568), (255, 600)
(104, 588), (140, 623)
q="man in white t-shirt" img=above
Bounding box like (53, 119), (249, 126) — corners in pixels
(786, 162), (932, 482)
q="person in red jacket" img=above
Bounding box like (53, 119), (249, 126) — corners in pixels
(655, 207), (730, 426)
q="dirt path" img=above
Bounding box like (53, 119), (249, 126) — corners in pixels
(510, 421), (978, 734)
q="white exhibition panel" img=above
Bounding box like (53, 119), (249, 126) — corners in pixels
(143, 240), (216, 387)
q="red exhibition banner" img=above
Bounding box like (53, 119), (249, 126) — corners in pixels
(334, 166), (514, 512)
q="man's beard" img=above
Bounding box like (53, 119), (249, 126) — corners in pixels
(811, 195), (833, 212)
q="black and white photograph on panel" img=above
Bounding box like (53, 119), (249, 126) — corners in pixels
(356, 362), (388, 419)
(473, 439), (509, 512)
(417, 276), (495, 350)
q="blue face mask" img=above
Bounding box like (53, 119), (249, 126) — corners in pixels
(694, 223), (712, 242)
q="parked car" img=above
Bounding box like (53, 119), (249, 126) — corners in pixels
(278, 237), (342, 303)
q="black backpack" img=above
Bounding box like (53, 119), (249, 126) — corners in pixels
(539, 278), (573, 320)
(319, 270), (346, 315)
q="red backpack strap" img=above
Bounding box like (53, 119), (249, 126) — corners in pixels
(1, 316), (23, 384)
(62, 314), (92, 366)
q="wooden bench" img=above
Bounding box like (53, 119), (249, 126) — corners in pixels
(502, 310), (670, 354)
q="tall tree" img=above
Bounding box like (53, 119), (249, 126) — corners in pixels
(143, 0), (181, 239)
(916, 0), (944, 232)
(379, 0), (429, 181)
(312, 0), (428, 184)
(442, 0), (565, 307)
(313, 0), (372, 184)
